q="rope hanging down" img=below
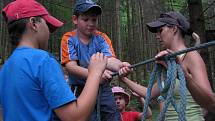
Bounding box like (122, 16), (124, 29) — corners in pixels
(141, 58), (187, 121)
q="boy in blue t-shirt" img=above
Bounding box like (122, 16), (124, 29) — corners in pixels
(61, 0), (130, 120)
(0, 0), (107, 121)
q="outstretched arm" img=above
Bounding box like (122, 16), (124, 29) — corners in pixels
(55, 53), (107, 121)
(120, 77), (160, 100)
(118, 65), (160, 99)
(106, 57), (123, 71)
(64, 57), (126, 83)
(65, 60), (88, 79)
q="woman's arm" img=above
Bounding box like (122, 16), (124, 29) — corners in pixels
(183, 51), (215, 112)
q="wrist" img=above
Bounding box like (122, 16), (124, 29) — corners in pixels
(87, 73), (102, 84)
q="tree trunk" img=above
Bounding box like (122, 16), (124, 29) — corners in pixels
(115, 0), (121, 59)
(188, 0), (213, 90)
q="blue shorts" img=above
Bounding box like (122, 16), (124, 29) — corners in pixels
(88, 84), (121, 121)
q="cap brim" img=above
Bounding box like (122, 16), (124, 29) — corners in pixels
(88, 5), (102, 15)
(79, 5), (102, 15)
(42, 15), (64, 33)
(146, 20), (166, 33)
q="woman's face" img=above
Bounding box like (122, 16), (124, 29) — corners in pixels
(155, 26), (174, 49)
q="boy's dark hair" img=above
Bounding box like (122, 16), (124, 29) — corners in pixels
(7, 17), (42, 45)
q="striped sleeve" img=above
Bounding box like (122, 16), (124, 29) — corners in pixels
(60, 31), (77, 65)
(96, 31), (116, 58)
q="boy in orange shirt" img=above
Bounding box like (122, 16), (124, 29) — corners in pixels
(60, 0), (130, 120)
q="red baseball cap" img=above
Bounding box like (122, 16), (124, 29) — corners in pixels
(2, 0), (63, 32)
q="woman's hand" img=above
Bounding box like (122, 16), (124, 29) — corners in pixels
(155, 49), (173, 68)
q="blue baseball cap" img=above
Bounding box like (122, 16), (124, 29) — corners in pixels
(74, 0), (102, 15)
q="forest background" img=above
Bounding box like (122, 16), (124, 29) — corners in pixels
(0, 0), (215, 120)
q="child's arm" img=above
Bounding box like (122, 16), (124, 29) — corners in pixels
(60, 32), (89, 80)
(131, 92), (152, 119)
(99, 32), (130, 72)
(65, 60), (88, 79)
(120, 77), (160, 99)
(65, 60), (114, 83)
(55, 53), (107, 121)
(107, 57), (123, 71)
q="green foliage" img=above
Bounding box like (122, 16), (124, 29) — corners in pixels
(151, 106), (160, 120)
(165, 0), (187, 12)
(120, 1), (128, 28)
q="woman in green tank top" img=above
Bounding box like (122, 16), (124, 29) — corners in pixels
(118, 11), (215, 120)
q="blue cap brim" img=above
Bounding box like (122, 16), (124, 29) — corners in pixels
(76, 4), (102, 15)
(146, 20), (166, 33)
(87, 5), (102, 15)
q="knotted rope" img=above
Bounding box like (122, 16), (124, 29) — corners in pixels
(141, 58), (187, 121)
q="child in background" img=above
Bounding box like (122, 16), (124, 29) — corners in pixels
(112, 86), (152, 121)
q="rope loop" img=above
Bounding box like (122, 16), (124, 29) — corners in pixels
(141, 59), (187, 121)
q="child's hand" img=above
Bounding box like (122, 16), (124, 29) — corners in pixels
(118, 62), (132, 77)
(101, 70), (113, 84)
(88, 52), (107, 76)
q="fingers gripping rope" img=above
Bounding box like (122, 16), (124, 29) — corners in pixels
(141, 58), (187, 121)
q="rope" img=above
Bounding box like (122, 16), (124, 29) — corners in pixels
(110, 40), (215, 120)
(111, 40), (215, 77)
(141, 58), (187, 121)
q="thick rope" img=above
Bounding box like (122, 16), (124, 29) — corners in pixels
(141, 58), (187, 121)
(112, 40), (215, 77)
